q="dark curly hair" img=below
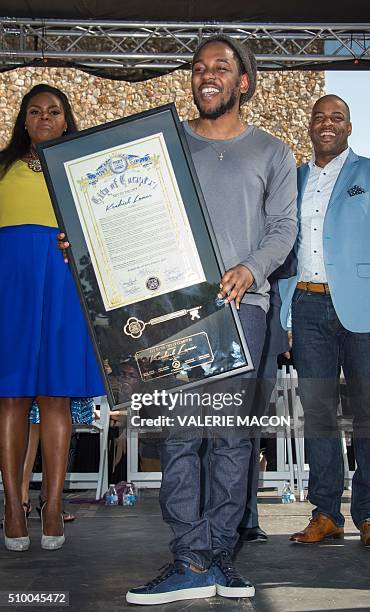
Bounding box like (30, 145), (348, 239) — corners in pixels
(0, 84), (77, 179)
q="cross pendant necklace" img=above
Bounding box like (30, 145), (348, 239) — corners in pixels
(209, 139), (239, 161)
(192, 118), (246, 161)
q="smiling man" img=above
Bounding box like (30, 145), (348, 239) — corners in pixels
(279, 95), (370, 546)
(126, 35), (297, 605)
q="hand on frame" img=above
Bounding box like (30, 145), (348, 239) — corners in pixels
(218, 264), (254, 310)
(56, 232), (70, 264)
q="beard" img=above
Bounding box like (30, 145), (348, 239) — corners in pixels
(193, 87), (239, 120)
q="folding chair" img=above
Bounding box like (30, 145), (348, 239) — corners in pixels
(70, 395), (110, 500)
(258, 366), (296, 496)
(287, 365), (307, 501)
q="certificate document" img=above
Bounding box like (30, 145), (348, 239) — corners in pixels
(39, 104), (253, 409)
(64, 132), (205, 311)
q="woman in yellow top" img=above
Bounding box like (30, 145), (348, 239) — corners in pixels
(0, 84), (104, 552)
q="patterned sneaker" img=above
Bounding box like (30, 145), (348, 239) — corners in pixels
(126, 560), (216, 605)
(212, 551), (255, 598)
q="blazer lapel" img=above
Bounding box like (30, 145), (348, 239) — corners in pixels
(292, 163), (310, 256)
(297, 164), (310, 216)
(327, 149), (359, 210)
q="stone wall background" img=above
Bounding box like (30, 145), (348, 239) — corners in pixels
(0, 67), (325, 165)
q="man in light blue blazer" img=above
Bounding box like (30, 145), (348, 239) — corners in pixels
(280, 95), (370, 547)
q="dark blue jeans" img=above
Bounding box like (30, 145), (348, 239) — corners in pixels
(292, 289), (370, 527)
(159, 304), (266, 569)
(238, 349), (279, 530)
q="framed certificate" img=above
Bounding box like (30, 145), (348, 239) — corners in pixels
(39, 104), (253, 408)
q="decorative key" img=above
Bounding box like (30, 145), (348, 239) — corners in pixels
(123, 306), (202, 339)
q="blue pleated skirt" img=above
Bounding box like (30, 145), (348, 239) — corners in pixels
(0, 225), (105, 397)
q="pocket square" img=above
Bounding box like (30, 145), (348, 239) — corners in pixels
(348, 185), (366, 197)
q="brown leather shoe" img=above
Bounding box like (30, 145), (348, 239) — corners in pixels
(289, 513), (344, 544)
(359, 519), (370, 546)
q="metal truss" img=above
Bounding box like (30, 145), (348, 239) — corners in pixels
(0, 18), (370, 78)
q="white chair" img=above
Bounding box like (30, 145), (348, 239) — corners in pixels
(258, 366), (296, 496)
(67, 395), (110, 500)
(287, 366), (308, 501)
(0, 397), (111, 500)
(286, 366), (355, 499)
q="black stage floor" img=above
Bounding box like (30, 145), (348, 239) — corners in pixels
(1, 490), (369, 612)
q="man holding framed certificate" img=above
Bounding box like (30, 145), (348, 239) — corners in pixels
(126, 35), (297, 605)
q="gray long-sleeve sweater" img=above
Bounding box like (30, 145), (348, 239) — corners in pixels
(183, 121), (297, 312)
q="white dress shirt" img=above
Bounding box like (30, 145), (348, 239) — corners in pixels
(297, 147), (349, 283)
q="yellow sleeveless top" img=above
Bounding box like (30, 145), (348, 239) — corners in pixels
(0, 159), (58, 228)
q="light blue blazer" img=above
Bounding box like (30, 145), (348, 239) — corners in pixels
(280, 149), (370, 333)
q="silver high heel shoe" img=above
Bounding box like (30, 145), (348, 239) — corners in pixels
(3, 515), (30, 552)
(41, 503), (65, 550)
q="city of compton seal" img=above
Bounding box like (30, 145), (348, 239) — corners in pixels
(108, 154), (128, 174)
(146, 277), (161, 291)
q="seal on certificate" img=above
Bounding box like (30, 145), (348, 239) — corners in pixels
(146, 277), (161, 291)
(109, 154), (128, 174)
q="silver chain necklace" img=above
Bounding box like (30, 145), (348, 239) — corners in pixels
(208, 128), (246, 161)
(192, 120), (246, 161)
(209, 141), (238, 161)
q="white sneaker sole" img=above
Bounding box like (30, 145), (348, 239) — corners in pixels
(216, 584), (255, 598)
(126, 584), (216, 605)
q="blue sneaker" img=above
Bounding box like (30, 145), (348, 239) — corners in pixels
(126, 560), (216, 605)
(212, 551), (255, 598)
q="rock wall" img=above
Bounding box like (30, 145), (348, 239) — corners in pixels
(0, 66), (325, 165)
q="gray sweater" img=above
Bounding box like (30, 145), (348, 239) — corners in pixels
(183, 121), (297, 312)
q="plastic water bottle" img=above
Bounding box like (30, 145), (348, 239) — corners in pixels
(105, 484), (119, 506)
(122, 482), (137, 506)
(281, 481), (295, 504)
